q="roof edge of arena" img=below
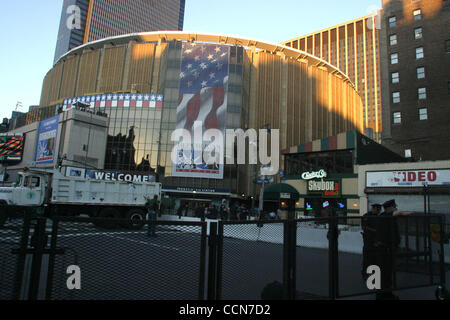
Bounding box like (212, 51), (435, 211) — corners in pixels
(54, 31), (356, 89)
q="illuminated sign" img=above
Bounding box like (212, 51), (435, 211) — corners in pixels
(307, 178), (341, 197)
(366, 170), (450, 187)
(301, 169), (327, 180)
(0, 134), (24, 164)
(66, 167), (156, 183)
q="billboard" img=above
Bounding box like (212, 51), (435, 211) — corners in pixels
(172, 43), (230, 179)
(35, 115), (59, 164)
(0, 134), (24, 164)
(366, 169), (450, 187)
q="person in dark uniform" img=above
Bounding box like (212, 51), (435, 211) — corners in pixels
(361, 203), (382, 281)
(374, 199), (401, 300)
(146, 195), (159, 237)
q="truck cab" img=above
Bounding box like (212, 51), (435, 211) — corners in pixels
(0, 170), (48, 207)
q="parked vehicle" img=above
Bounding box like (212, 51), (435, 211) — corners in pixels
(0, 167), (161, 229)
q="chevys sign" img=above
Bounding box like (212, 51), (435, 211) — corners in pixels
(366, 169), (450, 187)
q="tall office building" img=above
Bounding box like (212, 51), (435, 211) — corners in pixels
(380, 0), (450, 161)
(54, 0), (186, 64)
(282, 14), (382, 141)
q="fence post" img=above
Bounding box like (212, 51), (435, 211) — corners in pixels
(328, 213), (339, 300)
(207, 222), (218, 300)
(13, 212), (32, 300)
(28, 217), (47, 300)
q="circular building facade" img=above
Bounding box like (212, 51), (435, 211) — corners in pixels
(39, 31), (364, 207)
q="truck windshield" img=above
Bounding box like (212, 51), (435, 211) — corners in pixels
(14, 175), (23, 187)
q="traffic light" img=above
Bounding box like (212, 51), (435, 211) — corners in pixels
(57, 156), (63, 170)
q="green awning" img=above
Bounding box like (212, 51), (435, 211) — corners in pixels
(263, 183), (300, 201)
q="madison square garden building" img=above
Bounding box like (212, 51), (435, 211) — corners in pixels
(38, 32), (364, 207)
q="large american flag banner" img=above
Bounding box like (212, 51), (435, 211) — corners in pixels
(172, 42), (230, 179)
(62, 93), (163, 111)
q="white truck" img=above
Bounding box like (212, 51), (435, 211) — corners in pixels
(0, 168), (161, 229)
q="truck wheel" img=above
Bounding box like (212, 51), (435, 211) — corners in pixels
(435, 286), (450, 300)
(95, 208), (120, 229)
(124, 209), (145, 230)
(0, 201), (8, 227)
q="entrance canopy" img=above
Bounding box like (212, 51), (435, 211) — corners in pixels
(263, 183), (300, 201)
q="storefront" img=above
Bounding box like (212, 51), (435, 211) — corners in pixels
(281, 131), (406, 219)
(358, 161), (450, 217)
(161, 186), (232, 216)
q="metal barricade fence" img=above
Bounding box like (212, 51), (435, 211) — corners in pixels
(1, 212), (448, 300)
(0, 212), (28, 300)
(215, 220), (286, 300)
(47, 217), (207, 300)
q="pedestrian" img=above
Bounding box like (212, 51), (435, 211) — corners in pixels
(195, 203), (204, 219)
(146, 195), (159, 237)
(373, 199), (402, 300)
(361, 203), (382, 281)
(177, 205), (183, 219)
(184, 203), (189, 217)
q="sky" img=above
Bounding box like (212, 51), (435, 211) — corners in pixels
(0, 0), (381, 121)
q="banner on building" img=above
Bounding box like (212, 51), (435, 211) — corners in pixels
(0, 133), (24, 164)
(62, 93), (163, 111)
(172, 43), (230, 179)
(366, 169), (450, 187)
(35, 115), (59, 164)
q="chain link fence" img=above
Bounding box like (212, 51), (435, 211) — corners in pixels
(217, 220), (285, 300)
(0, 215), (26, 300)
(46, 217), (207, 300)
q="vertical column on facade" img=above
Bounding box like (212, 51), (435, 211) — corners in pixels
(353, 21), (358, 92)
(328, 73), (333, 135)
(362, 19), (369, 129)
(306, 64), (313, 142)
(151, 41), (168, 94)
(305, 36), (308, 53)
(328, 29), (331, 63)
(312, 35), (315, 57)
(280, 54), (288, 153)
(345, 24), (349, 77)
(72, 55), (82, 98)
(336, 27), (340, 70)
(121, 41), (135, 91)
(372, 15), (379, 135)
(95, 47), (105, 93)
(320, 32), (323, 59)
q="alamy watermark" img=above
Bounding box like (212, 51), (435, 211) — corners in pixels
(66, 5), (81, 30)
(171, 121), (280, 175)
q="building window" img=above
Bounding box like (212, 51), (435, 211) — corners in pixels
(417, 67), (425, 79)
(393, 112), (402, 124)
(418, 87), (427, 100)
(392, 92), (400, 103)
(389, 16), (397, 28)
(390, 53), (399, 64)
(446, 40), (450, 53)
(405, 149), (412, 158)
(392, 72), (400, 83)
(416, 47), (424, 59)
(419, 108), (428, 120)
(414, 27), (423, 40)
(413, 9), (422, 20)
(390, 34), (398, 45)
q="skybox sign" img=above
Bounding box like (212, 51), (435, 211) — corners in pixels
(307, 178), (341, 197)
